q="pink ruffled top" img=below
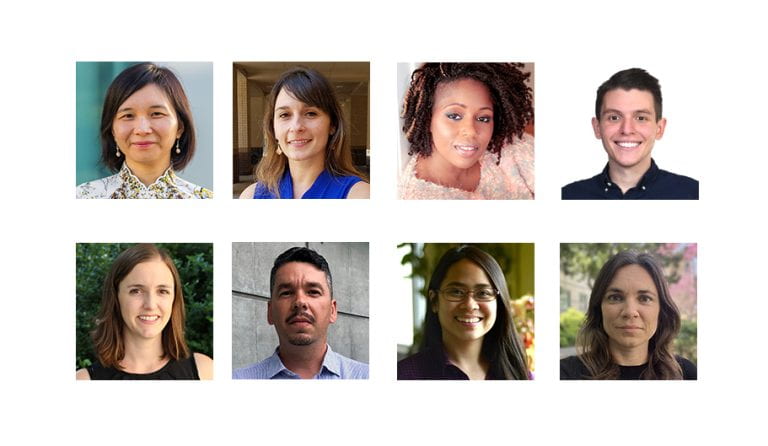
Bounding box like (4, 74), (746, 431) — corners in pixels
(398, 134), (534, 200)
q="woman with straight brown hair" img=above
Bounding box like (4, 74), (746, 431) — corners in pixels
(76, 244), (213, 380)
(239, 67), (369, 199)
(560, 251), (696, 380)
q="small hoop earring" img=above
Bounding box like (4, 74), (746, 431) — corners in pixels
(175, 138), (181, 154)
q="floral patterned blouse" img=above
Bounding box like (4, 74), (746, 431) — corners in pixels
(76, 164), (213, 199)
(398, 134), (535, 200)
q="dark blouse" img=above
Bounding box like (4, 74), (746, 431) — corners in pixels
(560, 355), (697, 380)
(86, 356), (200, 380)
(397, 347), (500, 380)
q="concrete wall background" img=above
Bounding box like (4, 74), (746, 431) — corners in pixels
(232, 242), (369, 370)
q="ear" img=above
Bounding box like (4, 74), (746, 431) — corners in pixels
(655, 117), (667, 140)
(176, 121), (184, 139)
(591, 117), (601, 139)
(428, 290), (438, 313)
(329, 299), (338, 324)
(267, 301), (275, 326)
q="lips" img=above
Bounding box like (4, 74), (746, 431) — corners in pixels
(132, 141), (156, 148)
(455, 315), (483, 326)
(288, 138), (312, 148)
(614, 141), (640, 149)
(138, 315), (160, 323)
(453, 144), (479, 158)
(287, 312), (315, 325)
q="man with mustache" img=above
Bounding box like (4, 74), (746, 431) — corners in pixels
(233, 247), (368, 379)
(562, 68), (698, 200)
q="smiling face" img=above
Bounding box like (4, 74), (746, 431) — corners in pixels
(429, 78), (494, 171)
(268, 261), (337, 347)
(592, 88), (666, 172)
(112, 83), (183, 172)
(601, 264), (660, 357)
(273, 88), (333, 164)
(117, 258), (175, 342)
(432, 259), (497, 349)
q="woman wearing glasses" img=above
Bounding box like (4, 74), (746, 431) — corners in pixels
(397, 246), (530, 380)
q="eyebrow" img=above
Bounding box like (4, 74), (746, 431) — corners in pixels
(440, 102), (493, 112)
(443, 280), (492, 288)
(606, 287), (657, 295)
(601, 108), (653, 117)
(124, 283), (172, 288)
(275, 281), (326, 291)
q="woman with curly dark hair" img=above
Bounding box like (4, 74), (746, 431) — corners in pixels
(398, 63), (534, 199)
(560, 251), (696, 380)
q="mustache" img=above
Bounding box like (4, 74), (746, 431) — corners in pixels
(286, 310), (315, 324)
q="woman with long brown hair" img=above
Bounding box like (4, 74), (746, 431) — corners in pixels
(76, 244), (213, 380)
(560, 251), (696, 379)
(239, 67), (369, 199)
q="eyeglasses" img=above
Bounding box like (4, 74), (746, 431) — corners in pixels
(438, 286), (499, 302)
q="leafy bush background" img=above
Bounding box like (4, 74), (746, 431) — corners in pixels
(75, 243), (213, 369)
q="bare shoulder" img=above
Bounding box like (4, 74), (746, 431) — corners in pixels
(76, 368), (91, 380)
(194, 352), (214, 380)
(238, 183), (257, 199)
(347, 181), (370, 199)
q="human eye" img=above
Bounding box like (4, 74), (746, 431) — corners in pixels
(605, 293), (623, 303)
(477, 115), (493, 124)
(476, 288), (496, 300)
(606, 114), (621, 122)
(445, 112), (462, 121)
(307, 288), (323, 297)
(128, 287), (142, 295)
(638, 294), (654, 303)
(118, 112), (133, 120)
(151, 111), (167, 118)
(276, 111), (290, 120)
(444, 287), (466, 298)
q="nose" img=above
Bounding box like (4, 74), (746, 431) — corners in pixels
(289, 115), (305, 133)
(291, 291), (309, 310)
(619, 117), (635, 135)
(460, 119), (478, 138)
(141, 292), (157, 309)
(133, 115), (152, 134)
(619, 300), (640, 318)
(458, 295), (480, 310)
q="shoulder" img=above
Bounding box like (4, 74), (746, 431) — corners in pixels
(560, 355), (591, 380)
(232, 357), (272, 379)
(75, 368), (91, 380)
(335, 353), (369, 379)
(173, 176), (213, 199)
(656, 169), (699, 199)
(346, 180), (370, 199)
(562, 174), (602, 200)
(239, 183), (258, 199)
(397, 349), (435, 380)
(76, 174), (118, 199)
(676, 356), (697, 380)
(193, 353), (214, 380)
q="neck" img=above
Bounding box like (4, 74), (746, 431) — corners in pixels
(416, 154), (479, 192)
(441, 333), (488, 380)
(125, 160), (171, 187)
(287, 157), (326, 198)
(277, 341), (328, 379)
(607, 158), (651, 193)
(119, 335), (166, 373)
(609, 341), (649, 366)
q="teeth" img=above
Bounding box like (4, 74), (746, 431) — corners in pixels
(139, 316), (159, 321)
(616, 142), (640, 148)
(457, 317), (481, 323)
(455, 145), (478, 151)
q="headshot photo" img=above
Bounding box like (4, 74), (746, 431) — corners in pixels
(75, 62), (213, 199)
(233, 62), (370, 199)
(397, 63), (535, 200)
(75, 243), (213, 380)
(232, 243), (369, 379)
(561, 68), (699, 200)
(560, 243), (697, 380)
(397, 244), (534, 380)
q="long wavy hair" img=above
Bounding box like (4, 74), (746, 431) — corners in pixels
(255, 67), (366, 197)
(576, 251), (683, 379)
(92, 244), (190, 369)
(420, 246), (530, 380)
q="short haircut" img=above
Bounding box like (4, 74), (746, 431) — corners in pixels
(99, 62), (197, 172)
(595, 68), (663, 121)
(92, 244), (190, 369)
(401, 63), (533, 164)
(269, 247), (333, 297)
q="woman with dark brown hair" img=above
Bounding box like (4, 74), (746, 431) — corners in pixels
(76, 63), (212, 199)
(239, 67), (369, 199)
(76, 244), (213, 380)
(560, 251), (696, 380)
(397, 246), (530, 380)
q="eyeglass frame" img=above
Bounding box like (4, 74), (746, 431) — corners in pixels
(435, 286), (500, 302)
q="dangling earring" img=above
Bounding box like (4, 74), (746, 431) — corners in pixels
(175, 138), (181, 154)
(276, 141), (282, 156)
(115, 142), (121, 158)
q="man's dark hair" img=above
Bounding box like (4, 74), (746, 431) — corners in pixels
(269, 247), (333, 297)
(595, 68), (663, 122)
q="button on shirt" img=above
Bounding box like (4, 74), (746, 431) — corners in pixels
(232, 345), (368, 379)
(561, 159), (698, 200)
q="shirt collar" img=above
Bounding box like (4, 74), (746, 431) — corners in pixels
(115, 163), (182, 198)
(265, 344), (341, 379)
(599, 159), (660, 192)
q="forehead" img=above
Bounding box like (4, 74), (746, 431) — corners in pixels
(274, 261), (328, 286)
(433, 78), (493, 108)
(600, 88), (655, 115)
(121, 258), (173, 285)
(441, 259), (492, 286)
(275, 87), (316, 109)
(608, 264), (657, 292)
(120, 83), (174, 109)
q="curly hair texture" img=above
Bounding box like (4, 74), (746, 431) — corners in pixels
(401, 63), (533, 164)
(576, 251), (683, 379)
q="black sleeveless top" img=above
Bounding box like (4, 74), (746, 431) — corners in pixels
(87, 356), (200, 380)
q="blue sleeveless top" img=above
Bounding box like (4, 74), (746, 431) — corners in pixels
(253, 169), (363, 199)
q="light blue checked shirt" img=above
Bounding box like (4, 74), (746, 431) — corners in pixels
(233, 344), (368, 379)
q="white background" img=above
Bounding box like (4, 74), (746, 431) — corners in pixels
(1, 0), (765, 444)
